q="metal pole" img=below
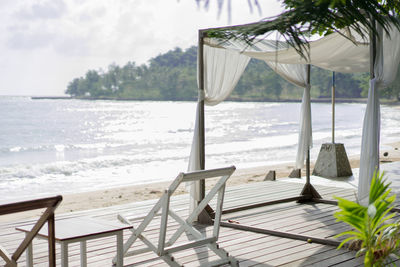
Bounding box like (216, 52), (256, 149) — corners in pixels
(332, 71), (335, 144)
(220, 221), (343, 248)
(198, 30), (206, 200)
(306, 64), (311, 184)
(306, 149), (310, 184)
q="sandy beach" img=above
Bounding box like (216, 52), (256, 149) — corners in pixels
(3, 141), (400, 223)
(58, 141), (400, 212)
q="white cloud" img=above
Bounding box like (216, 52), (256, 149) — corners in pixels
(15, 0), (67, 20)
(0, 0), (283, 96)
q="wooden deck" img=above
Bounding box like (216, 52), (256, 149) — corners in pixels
(0, 179), (398, 266)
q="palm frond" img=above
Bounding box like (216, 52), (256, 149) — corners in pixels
(333, 170), (399, 265)
(207, 0), (400, 59)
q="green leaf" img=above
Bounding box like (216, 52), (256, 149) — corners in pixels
(337, 236), (360, 249)
(208, 0), (400, 61)
(356, 247), (367, 257)
(335, 230), (363, 239)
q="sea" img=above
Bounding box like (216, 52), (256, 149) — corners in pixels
(1, 96), (400, 202)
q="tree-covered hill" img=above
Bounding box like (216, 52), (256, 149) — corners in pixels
(66, 46), (400, 101)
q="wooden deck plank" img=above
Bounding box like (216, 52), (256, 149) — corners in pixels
(0, 179), (365, 266)
(277, 247), (349, 266)
(301, 251), (362, 267)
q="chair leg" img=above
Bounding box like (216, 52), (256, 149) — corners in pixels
(206, 243), (235, 266)
(229, 256), (239, 266)
(162, 253), (182, 267)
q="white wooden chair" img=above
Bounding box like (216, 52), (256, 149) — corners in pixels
(114, 166), (238, 267)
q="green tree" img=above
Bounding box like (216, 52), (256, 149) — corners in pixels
(310, 67), (332, 97)
(381, 67), (400, 100)
(354, 73), (370, 97)
(234, 59), (294, 100)
(65, 44), (400, 101)
(84, 70), (102, 97)
(66, 78), (80, 96)
(335, 72), (363, 98)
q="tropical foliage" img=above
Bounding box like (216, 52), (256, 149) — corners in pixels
(207, 0), (400, 59)
(334, 171), (400, 266)
(65, 46), (400, 101)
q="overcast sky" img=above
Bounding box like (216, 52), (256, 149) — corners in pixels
(0, 0), (282, 96)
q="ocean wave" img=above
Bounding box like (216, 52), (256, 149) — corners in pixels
(1, 144), (55, 153)
(0, 142), (137, 154)
(0, 151), (190, 182)
(1, 99), (399, 200)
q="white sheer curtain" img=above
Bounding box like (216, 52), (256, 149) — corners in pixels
(296, 84), (312, 169)
(358, 25), (400, 204)
(265, 61), (308, 88)
(265, 62), (311, 169)
(188, 45), (313, 212)
(188, 45), (250, 212)
(203, 45), (251, 105)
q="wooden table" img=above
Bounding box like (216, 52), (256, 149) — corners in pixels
(17, 217), (132, 267)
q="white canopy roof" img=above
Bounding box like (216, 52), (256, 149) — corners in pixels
(204, 30), (370, 73)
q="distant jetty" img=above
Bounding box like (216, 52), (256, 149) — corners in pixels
(31, 96), (72, 100)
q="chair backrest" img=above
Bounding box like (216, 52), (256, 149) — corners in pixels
(167, 166), (236, 195)
(158, 166), (236, 255)
(0, 196), (62, 267)
(115, 166), (237, 266)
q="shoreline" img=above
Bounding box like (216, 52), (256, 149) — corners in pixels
(3, 141), (400, 222)
(30, 96), (400, 105)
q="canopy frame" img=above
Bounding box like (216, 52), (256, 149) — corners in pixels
(195, 28), (329, 244)
(196, 29), (322, 215)
(191, 18), (400, 246)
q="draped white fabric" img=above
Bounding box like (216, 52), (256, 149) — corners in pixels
(187, 45), (250, 211)
(203, 45), (251, 106)
(265, 62), (311, 168)
(204, 30), (370, 73)
(358, 78), (380, 204)
(358, 25), (400, 204)
(187, 101), (202, 212)
(296, 85), (313, 169)
(265, 61), (308, 88)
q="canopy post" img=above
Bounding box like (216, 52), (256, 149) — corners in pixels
(197, 30), (214, 224)
(299, 64), (321, 200)
(332, 72), (335, 143)
(198, 30), (206, 186)
(306, 64), (311, 185)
